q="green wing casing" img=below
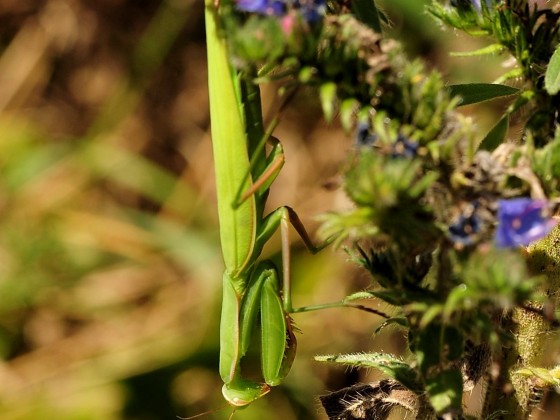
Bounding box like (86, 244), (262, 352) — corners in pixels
(261, 269), (289, 386)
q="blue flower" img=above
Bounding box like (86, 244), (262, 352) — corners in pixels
(354, 122), (376, 147)
(391, 134), (418, 158)
(236, 0), (286, 16)
(235, 0), (325, 21)
(495, 198), (557, 248)
(298, 0), (325, 22)
(354, 125), (418, 158)
(449, 203), (482, 247)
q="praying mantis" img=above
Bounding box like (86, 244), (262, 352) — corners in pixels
(205, 0), (344, 408)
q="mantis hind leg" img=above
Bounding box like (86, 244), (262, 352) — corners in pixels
(256, 206), (332, 313)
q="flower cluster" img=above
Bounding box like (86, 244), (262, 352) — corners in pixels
(447, 198), (557, 249)
(236, 0), (326, 22)
(354, 123), (419, 158)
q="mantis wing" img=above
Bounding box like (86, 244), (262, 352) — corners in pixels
(205, 0), (256, 276)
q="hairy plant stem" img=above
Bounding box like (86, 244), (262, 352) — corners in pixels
(483, 226), (560, 418)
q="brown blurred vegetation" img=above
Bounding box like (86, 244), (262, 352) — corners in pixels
(0, 0), (388, 419)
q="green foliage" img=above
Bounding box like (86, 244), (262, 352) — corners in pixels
(545, 43), (560, 95)
(315, 353), (422, 392)
(231, 15), (286, 63)
(478, 114), (509, 151)
(449, 83), (519, 107)
(429, 0), (560, 145)
(319, 82), (337, 122)
(351, 0), (382, 32)
(532, 130), (560, 196)
(319, 148), (440, 250)
(425, 369), (463, 414)
(307, 2), (560, 419)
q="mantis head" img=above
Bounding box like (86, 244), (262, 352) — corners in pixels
(222, 380), (271, 407)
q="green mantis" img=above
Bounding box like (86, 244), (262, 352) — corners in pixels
(205, 0), (334, 408)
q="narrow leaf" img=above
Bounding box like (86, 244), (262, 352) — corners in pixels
(516, 367), (558, 387)
(368, 290), (408, 306)
(449, 83), (519, 107)
(450, 43), (504, 57)
(340, 98), (359, 133)
(417, 324), (442, 373)
(478, 115), (508, 151)
(443, 327), (463, 361)
(419, 304), (443, 328)
(352, 0), (381, 33)
(315, 352), (421, 391)
(545, 44), (560, 95)
(299, 66), (314, 83)
(494, 68), (524, 84)
(343, 291), (377, 302)
(320, 82), (337, 122)
(374, 317), (408, 334)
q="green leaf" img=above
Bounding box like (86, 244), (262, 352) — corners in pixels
(231, 16), (284, 62)
(419, 304), (443, 328)
(340, 98), (359, 133)
(478, 115), (508, 151)
(426, 369), (463, 414)
(408, 171), (439, 198)
(449, 83), (519, 107)
(516, 367), (558, 387)
(443, 327), (463, 361)
(545, 44), (560, 95)
(319, 82), (337, 122)
(315, 352), (421, 392)
(450, 43), (504, 57)
(416, 324), (442, 373)
(368, 290), (409, 306)
(352, 0), (381, 33)
(494, 68), (524, 84)
(374, 317), (408, 334)
(343, 291), (378, 302)
(443, 284), (469, 321)
(298, 66), (314, 83)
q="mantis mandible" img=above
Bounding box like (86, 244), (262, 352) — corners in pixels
(205, 0), (339, 408)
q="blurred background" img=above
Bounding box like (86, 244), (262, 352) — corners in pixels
(0, 0), (552, 419)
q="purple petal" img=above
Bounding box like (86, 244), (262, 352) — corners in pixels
(236, 0), (285, 15)
(495, 198), (557, 248)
